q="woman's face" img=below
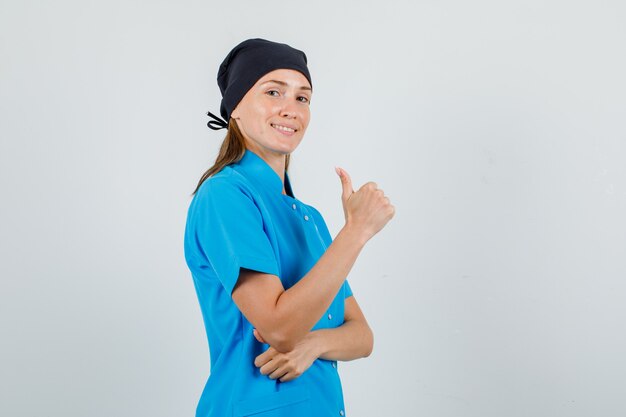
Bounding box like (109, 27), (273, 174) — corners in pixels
(231, 68), (312, 157)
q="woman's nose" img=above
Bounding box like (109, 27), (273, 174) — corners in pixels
(279, 97), (299, 118)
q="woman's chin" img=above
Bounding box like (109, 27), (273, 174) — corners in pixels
(271, 140), (301, 155)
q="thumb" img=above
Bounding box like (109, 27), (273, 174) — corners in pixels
(335, 166), (354, 201)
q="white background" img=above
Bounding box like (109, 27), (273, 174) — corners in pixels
(1, 1), (625, 416)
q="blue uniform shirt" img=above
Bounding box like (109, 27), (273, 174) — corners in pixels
(184, 149), (353, 417)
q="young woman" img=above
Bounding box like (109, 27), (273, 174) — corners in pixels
(184, 38), (395, 417)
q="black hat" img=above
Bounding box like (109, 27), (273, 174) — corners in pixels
(207, 38), (312, 130)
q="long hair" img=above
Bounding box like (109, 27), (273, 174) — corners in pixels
(191, 118), (291, 196)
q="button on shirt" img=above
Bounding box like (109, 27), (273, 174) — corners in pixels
(184, 149), (353, 417)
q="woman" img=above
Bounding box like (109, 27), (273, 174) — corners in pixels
(184, 38), (395, 417)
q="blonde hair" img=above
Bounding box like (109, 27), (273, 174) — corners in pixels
(191, 119), (291, 196)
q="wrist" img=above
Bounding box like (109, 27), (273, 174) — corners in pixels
(307, 330), (326, 358)
(338, 223), (369, 248)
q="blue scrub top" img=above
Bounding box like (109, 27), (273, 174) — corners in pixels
(184, 149), (353, 417)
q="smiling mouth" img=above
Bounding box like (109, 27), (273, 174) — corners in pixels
(271, 123), (297, 133)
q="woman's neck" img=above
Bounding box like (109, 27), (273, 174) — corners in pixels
(246, 145), (287, 191)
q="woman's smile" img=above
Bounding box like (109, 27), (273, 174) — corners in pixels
(271, 122), (297, 136)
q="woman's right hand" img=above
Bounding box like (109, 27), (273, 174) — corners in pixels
(335, 166), (395, 243)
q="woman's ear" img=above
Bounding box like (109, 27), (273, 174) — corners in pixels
(230, 104), (240, 120)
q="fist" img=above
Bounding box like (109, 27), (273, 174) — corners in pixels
(335, 166), (395, 242)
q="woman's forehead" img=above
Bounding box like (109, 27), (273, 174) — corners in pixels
(257, 69), (312, 90)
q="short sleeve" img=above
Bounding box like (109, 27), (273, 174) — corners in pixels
(190, 178), (280, 296)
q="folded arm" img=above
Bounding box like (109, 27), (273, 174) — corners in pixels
(232, 226), (367, 352)
(310, 295), (373, 361)
(253, 294), (373, 381)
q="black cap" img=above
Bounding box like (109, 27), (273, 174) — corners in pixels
(207, 38), (312, 130)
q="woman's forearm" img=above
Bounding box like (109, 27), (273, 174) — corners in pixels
(310, 319), (374, 361)
(273, 226), (367, 350)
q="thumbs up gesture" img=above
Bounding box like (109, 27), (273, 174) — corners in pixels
(335, 166), (395, 243)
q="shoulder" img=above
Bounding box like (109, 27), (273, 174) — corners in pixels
(193, 167), (259, 204)
(187, 167), (264, 222)
(196, 167), (246, 195)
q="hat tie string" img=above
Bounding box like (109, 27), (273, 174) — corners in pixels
(206, 111), (228, 130)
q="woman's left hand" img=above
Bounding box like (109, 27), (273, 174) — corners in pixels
(253, 329), (320, 382)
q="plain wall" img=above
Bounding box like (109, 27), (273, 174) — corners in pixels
(1, 0), (625, 416)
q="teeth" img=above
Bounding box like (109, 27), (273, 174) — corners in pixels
(272, 124), (295, 132)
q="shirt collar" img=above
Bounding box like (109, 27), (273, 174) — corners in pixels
(234, 149), (295, 198)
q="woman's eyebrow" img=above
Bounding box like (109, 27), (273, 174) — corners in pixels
(261, 79), (312, 91)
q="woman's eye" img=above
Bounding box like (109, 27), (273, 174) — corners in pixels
(266, 90), (309, 103)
